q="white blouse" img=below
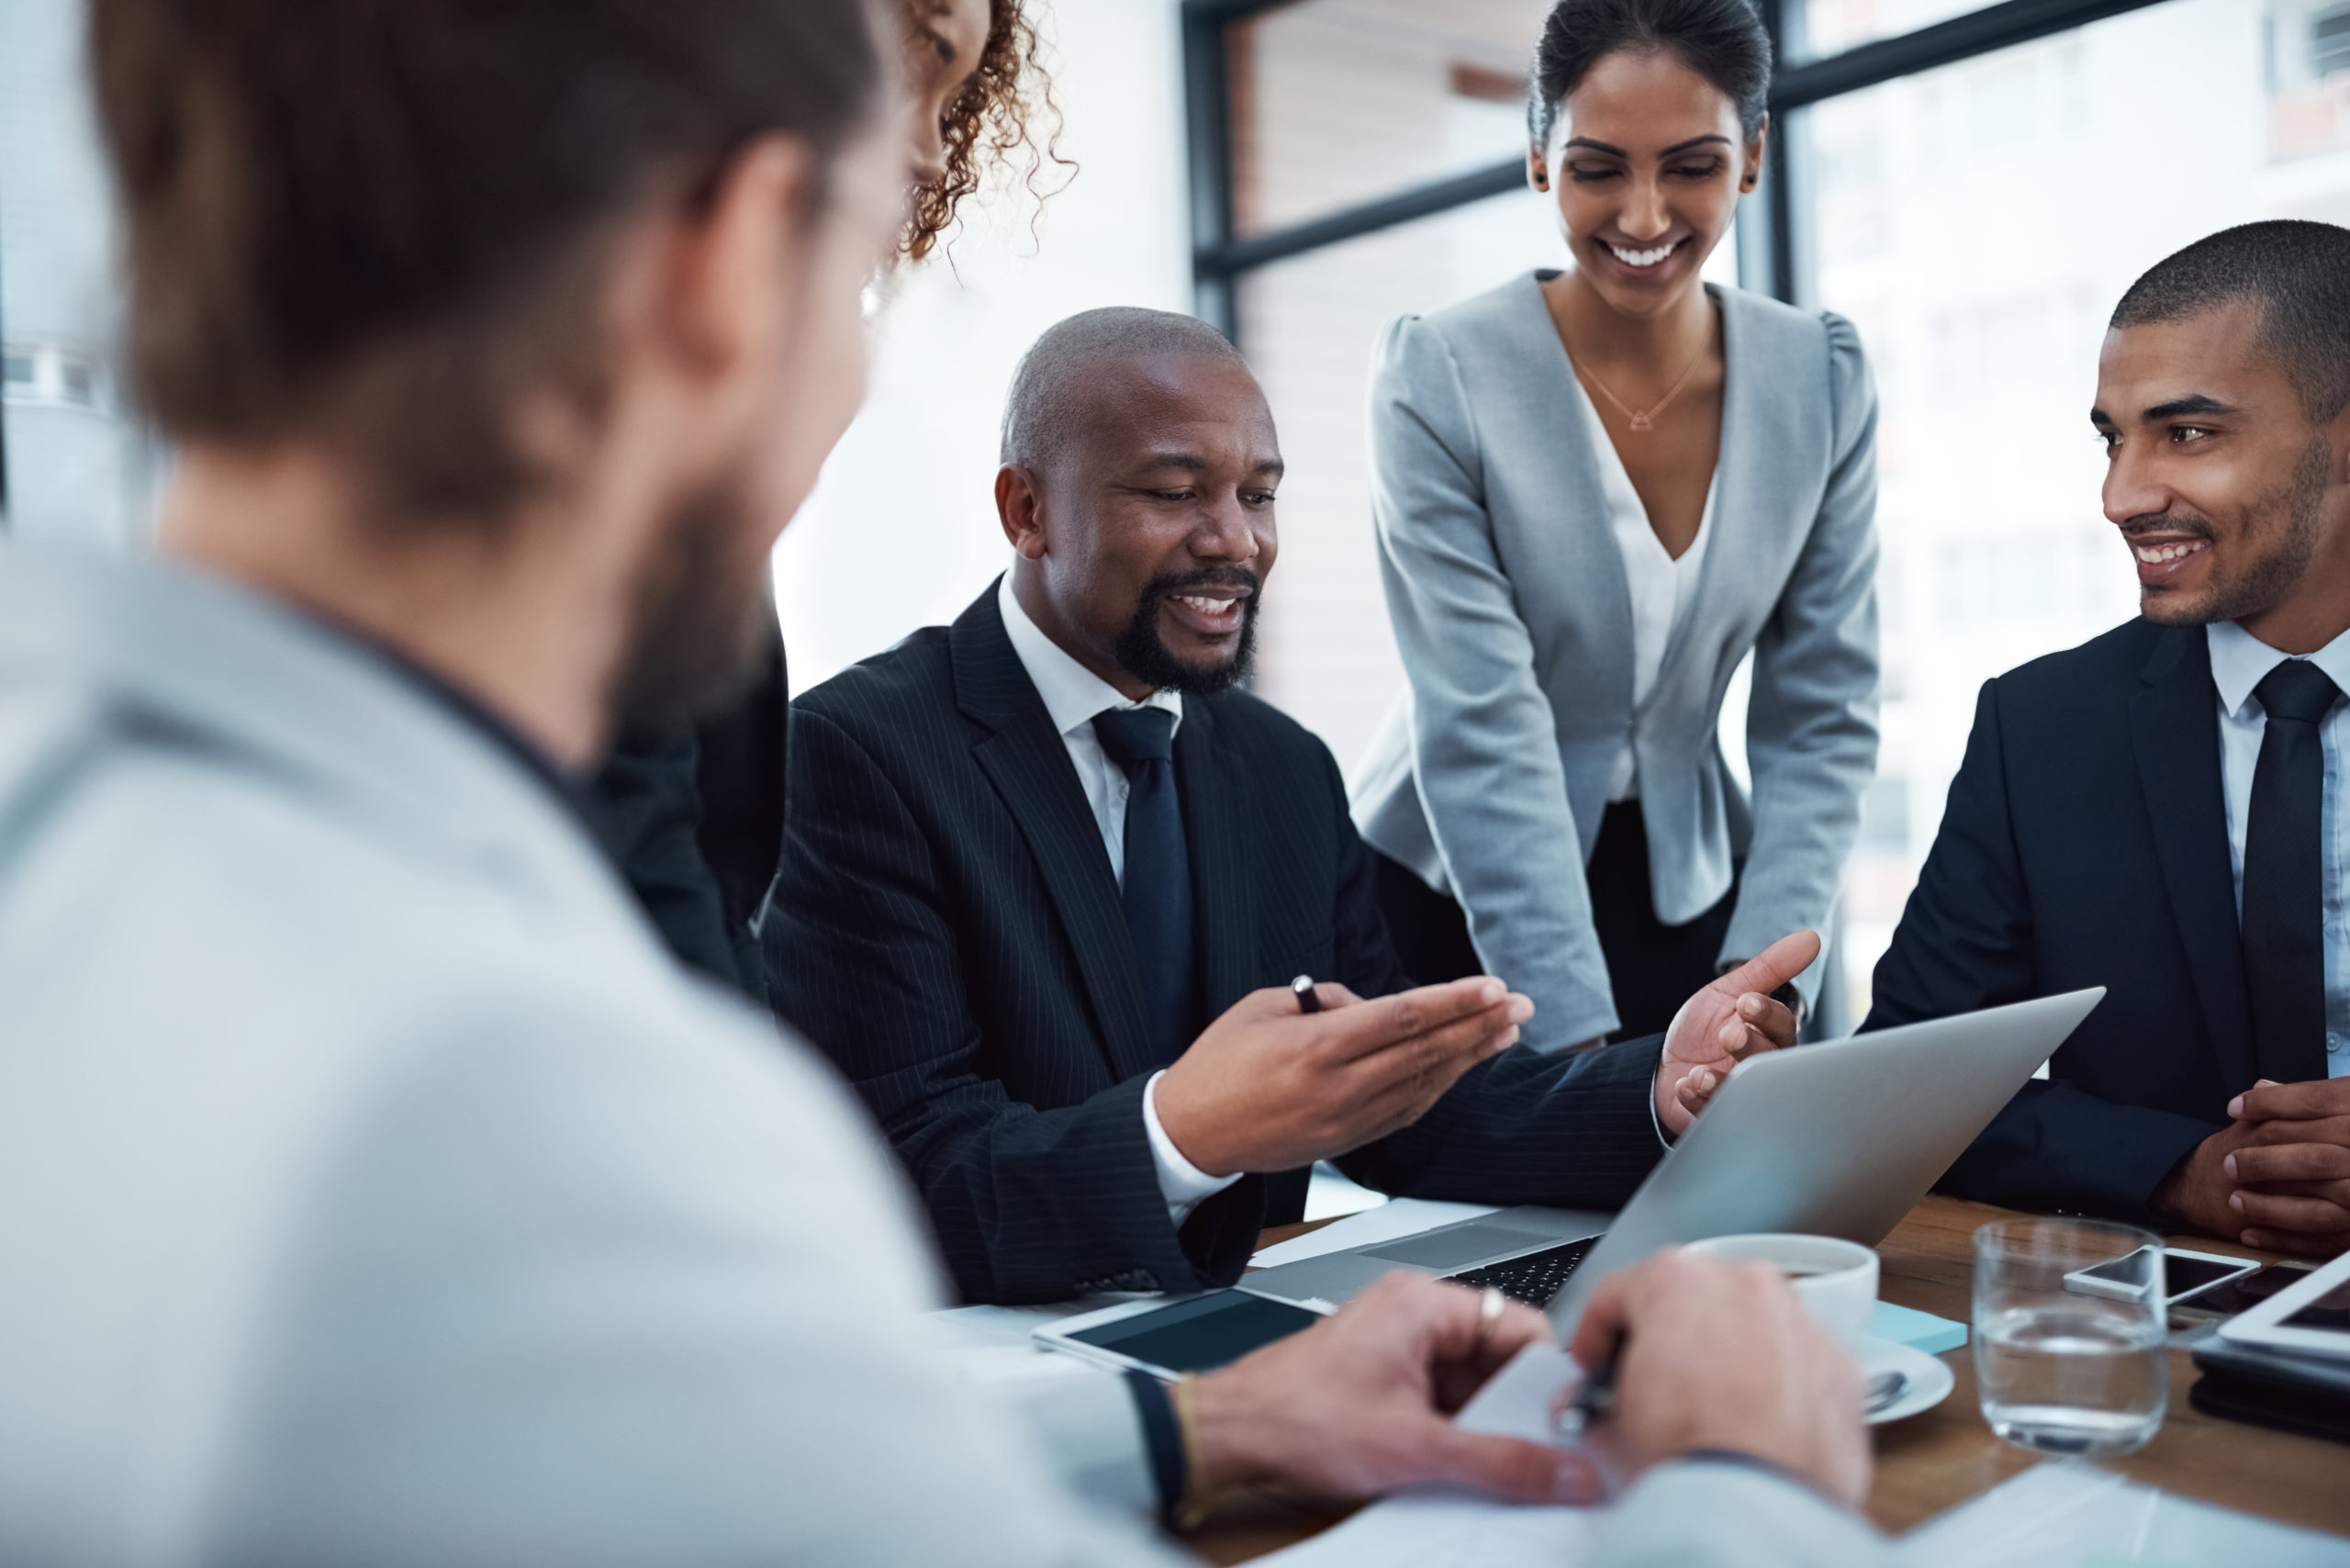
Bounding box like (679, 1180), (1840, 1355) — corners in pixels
(1567, 374), (1717, 801)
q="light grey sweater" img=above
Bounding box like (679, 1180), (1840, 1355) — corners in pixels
(0, 540), (1887, 1565)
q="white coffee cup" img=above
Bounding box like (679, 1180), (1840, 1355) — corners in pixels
(1683, 1233), (1879, 1353)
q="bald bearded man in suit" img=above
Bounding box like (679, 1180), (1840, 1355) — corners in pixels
(768, 308), (1818, 1305)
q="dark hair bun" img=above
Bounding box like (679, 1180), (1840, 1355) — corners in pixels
(1528, 0), (1773, 145)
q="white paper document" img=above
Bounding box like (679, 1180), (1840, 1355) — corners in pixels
(1248, 1197), (1501, 1269)
(1255, 1342), (1606, 1567)
(1453, 1340), (1589, 1442)
(926, 1300), (1109, 1387)
(1252, 1489), (1595, 1568)
(1896, 1462), (2350, 1567)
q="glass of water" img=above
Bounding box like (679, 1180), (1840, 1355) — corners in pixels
(1973, 1217), (2169, 1457)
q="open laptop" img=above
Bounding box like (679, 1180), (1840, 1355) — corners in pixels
(1245, 989), (2104, 1329)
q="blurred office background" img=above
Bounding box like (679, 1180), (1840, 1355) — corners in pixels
(7, 0), (2350, 1024)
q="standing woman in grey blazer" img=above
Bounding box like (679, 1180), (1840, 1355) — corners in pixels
(1354, 0), (1879, 1050)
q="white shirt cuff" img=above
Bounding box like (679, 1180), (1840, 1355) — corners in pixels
(1649, 1068), (1673, 1149)
(1142, 1070), (1242, 1226)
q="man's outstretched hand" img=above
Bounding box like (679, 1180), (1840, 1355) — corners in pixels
(1653, 931), (1820, 1137)
(1156, 976), (1534, 1176)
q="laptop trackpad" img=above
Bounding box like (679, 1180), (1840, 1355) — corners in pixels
(1363, 1224), (1559, 1271)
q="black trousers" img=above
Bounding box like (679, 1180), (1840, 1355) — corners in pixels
(1371, 800), (1739, 1042)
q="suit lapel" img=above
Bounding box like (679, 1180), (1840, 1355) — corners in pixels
(2130, 625), (2257, 1090)
(951, 589), (1158, 1081)
(1174, 700), (1258, 1016)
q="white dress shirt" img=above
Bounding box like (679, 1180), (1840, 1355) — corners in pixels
(997, 574), (1240, 1221)
(2205, 620), (2350, 1078)
(1570, 376), (1717, 802)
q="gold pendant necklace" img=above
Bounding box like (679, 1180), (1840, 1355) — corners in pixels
(1569, 338), (1707, 431)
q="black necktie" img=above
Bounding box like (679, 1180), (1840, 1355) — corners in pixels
(2242, 658), (2340, 1085)
(1092, 708), (1194, 1066)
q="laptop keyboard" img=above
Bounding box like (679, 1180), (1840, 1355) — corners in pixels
(1446, 1237), (1597, 1308)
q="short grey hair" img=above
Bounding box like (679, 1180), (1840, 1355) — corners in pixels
(1000, 307), (1247, 472)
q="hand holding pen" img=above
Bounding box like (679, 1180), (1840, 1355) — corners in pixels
(1555, 1250), (1872, 1508)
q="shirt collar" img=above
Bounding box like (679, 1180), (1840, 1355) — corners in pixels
(294, 604), (586, 818)
(997, 571), (1183, 742)
(2207, 619), (2350, 718)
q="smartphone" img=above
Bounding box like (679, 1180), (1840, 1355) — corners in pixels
(2065, 1246), (2258, 1306)
(1032, 1290), (1326, 1380)
(2172, 1260), (2316, 1322)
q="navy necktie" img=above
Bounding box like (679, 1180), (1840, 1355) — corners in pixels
(1093, 707), (1194, 1065)
(2243, 658), (2340, 1085)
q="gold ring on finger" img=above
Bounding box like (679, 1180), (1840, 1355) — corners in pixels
(1476, 1285), (1506, 1347)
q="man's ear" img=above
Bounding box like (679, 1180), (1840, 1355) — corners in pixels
(996, 465), (1050, 559)
(660, 135), (817, 383)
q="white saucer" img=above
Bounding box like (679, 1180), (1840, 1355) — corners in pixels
(1861, 1337), (1957, 1425)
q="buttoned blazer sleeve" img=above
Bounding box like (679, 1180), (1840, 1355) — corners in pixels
(1863, 679), (2217, 1221)
(1371, 312), (1620, 1047)
(767, 701), (1265, 1303)
(1721, 313), (1882, 980)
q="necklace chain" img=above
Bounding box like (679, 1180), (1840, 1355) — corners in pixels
(1568, 338), (1708, 432)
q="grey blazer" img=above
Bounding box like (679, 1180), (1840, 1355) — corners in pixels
(1356, 274), (1879, 1048)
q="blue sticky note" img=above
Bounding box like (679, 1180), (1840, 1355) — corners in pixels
(1872, 1300), (1968, 1355)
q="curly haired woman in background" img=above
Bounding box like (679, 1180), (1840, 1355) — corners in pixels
(591, 0), (1068, 1002)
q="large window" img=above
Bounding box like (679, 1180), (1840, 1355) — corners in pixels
(1185, 0), (2350, 1024)
(0, 0), (158, 546)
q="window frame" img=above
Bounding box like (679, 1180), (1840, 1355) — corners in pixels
(0, 242), (11, 526)
(1181, 0), (2174, 340)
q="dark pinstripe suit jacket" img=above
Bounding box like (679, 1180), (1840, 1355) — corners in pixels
(767, 585), (1669, 1304)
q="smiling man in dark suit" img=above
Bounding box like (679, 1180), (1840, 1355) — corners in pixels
(767, 308), (1815, 1304)
(1867, 221), (2350, 1258)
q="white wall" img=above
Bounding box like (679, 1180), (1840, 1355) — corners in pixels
(773, 0), (1193, 693)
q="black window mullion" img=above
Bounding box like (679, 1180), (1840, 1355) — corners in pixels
(1181, 3), (1240, 339)
(1774, 0), (2166, 107)
(0, 201), (9, 527)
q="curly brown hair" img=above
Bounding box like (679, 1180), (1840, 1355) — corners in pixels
(902, 0), (1069, 260)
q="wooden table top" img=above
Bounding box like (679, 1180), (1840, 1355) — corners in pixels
(1182, 1194), (2350, 1563)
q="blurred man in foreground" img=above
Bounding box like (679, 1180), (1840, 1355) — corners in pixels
(0, 0), (1888, 1562)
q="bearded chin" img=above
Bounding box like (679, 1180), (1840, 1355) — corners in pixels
(610, 476), (776, 734)
(2157, 437), (2333, 627)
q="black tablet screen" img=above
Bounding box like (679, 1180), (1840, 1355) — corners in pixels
(1068, 1292), (1320, 1374)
